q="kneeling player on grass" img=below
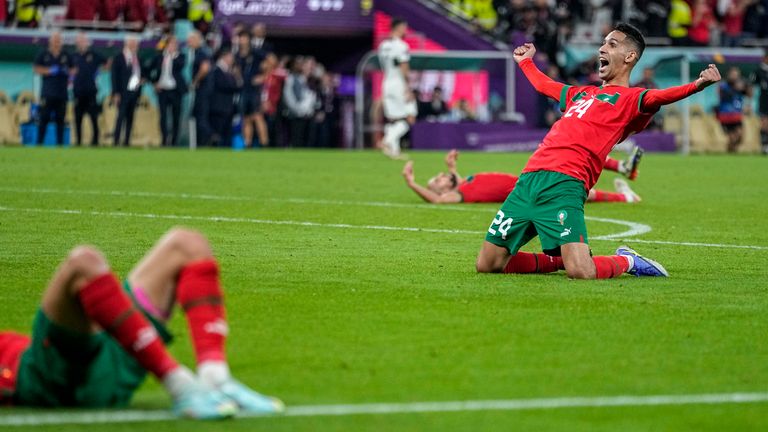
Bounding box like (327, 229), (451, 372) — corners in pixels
(0, 228), (283, 419)
(476, 23), (720, 278)
(402, 149), (643, 204)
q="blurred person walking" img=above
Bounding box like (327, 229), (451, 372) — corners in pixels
(235, 31), (267, 147)
(149, 35), (187, 147)
(33, 31), (73, 146)
(111, 35), (143, 147)
(261, 53), (287, 147)
(378, 18), (416, 158)
(72, 32), (107, 146)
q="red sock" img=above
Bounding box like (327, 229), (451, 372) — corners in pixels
(176, 260), (227, 364)
(604, 157), (620, 172)
(591, 190), (627, 202)
(592, 256), (630, 279)
(504, 252), (565, 273)
(78, 273), (178, 378)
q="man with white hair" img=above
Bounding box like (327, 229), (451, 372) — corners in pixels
(378, 18), (417, 158)
(111, 35), (143, 147)
(33, 31), (74, 146)
(72, 32), (107, 147)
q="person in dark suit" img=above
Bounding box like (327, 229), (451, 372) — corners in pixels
(149, 35), (187, 147)
(187, 30), (213, 147)
(72, 32), (107, 146)
(33, 31), (74, 146)
(209, 50), (241, 147)
(111, 35), (143, 147)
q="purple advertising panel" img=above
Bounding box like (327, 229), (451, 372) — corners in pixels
(216, 0), (374, 35)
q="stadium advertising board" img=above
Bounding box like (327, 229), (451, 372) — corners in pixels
(217, 0), (373, 34)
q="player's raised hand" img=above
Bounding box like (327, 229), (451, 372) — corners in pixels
(402, 161), (415, 184)
(695, 64), (721, 90)
(445, 149), (459, 170)
(513, 43), (536, 64)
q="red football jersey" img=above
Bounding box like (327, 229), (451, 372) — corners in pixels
(523, 85), (655, 189)
(0, 332), (30, 404)
(458, 173), (519, 203)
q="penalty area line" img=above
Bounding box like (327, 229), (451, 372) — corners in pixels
(1, 392), (767, 426)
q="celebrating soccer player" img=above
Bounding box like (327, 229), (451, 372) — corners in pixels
(0, 228), (283, 419)
(475, 23), (721, 279)
(402, 149), (643, 204)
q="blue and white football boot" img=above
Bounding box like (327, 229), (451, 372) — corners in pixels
(616, 246), (669, 277)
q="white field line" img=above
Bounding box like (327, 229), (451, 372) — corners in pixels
(1, 187), (766, 250)
(0, 392), (766, 426)
(0, 187), (650, 237)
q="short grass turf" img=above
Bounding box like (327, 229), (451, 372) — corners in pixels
(0, 147), (766, 431)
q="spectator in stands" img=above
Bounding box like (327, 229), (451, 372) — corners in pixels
(72, 32), (107, 146)
(251, 22), (273, 53)
(688, 0), (716, 46)
(235, 31), (266, 147)
(283, 56), (317, 147)
(188, 0), (214, 35)
(668, 0), (692, 46)
(718, 66), (751, 152)
(33, 31), (73, 146)
(423, 86), (449, 120)
(751, 50), (768, 153)
(261, 53), (287, 147)
(210, 50), (241, 147)
(149, 35), (186, 147)
(721, 0), (754, 47)
(188, 30), (213, 147)
(125, 0), (149, 28)
(14, 0), (40, 28)
(450, 99), (476, 122)
(111, 35), (144, 147)
(632, 67), (663, 131)
(66, 0), (99, 24)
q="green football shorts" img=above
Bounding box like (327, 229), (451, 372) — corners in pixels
(485, 170), (589, 256)
(14, 282), (172, 408)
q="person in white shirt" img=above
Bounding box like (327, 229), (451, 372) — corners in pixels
(283, 57), (318, 147)
(378, 18), (417, 158)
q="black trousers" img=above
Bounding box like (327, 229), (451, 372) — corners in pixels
(193, 89), (212, 146)
(113, 91), (140, 147)
(210, 109), (233, 148)
(158, 89), (182, 147)
(74, 93), (100, 146)
(37, 97), (67, 145)
(288, 117), (310, 148)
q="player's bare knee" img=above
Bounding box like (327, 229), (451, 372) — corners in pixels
(475, 256), (501, 273)
(66, 246), (110, 280)
(166, 227), (212, 260)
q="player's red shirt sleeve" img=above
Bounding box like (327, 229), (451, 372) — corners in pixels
(519, 58), (566, 103)
(639, 82), (700, 112)
(0, 332), (31, 404)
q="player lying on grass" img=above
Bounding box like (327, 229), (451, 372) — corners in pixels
(402, 149), (643, 204)
(0, 228), (283, 419)
(475, 23), (720, 279)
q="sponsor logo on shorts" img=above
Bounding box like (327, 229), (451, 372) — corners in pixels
(560, 227), (572, 238)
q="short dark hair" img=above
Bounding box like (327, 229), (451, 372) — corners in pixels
(391, 17), (407, 29)
(614, 22), (645, 61)
(238, 30), (251, 39)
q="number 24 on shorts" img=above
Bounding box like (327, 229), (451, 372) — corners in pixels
(488, 210), (513, 239)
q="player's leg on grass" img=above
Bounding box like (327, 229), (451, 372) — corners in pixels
(41, 245), (236, 418)
(587, 179), (640, 203)
(127, 227), (284, 414)
(476, 242), (564, 274)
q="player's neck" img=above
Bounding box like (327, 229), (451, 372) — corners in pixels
(602, 75), (630, 87)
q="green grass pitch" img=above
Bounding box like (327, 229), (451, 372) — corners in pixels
(0, 147), (766, 431)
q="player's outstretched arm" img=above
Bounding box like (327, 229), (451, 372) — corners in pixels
(641, 64), (721, 112)
(402, 161), (461, 204)
(444, 150), (464, 183)
(513, 43), (564, 101)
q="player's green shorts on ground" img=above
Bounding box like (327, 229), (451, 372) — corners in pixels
(485, 170), (588, 256)
(14, 282), (172, 408)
